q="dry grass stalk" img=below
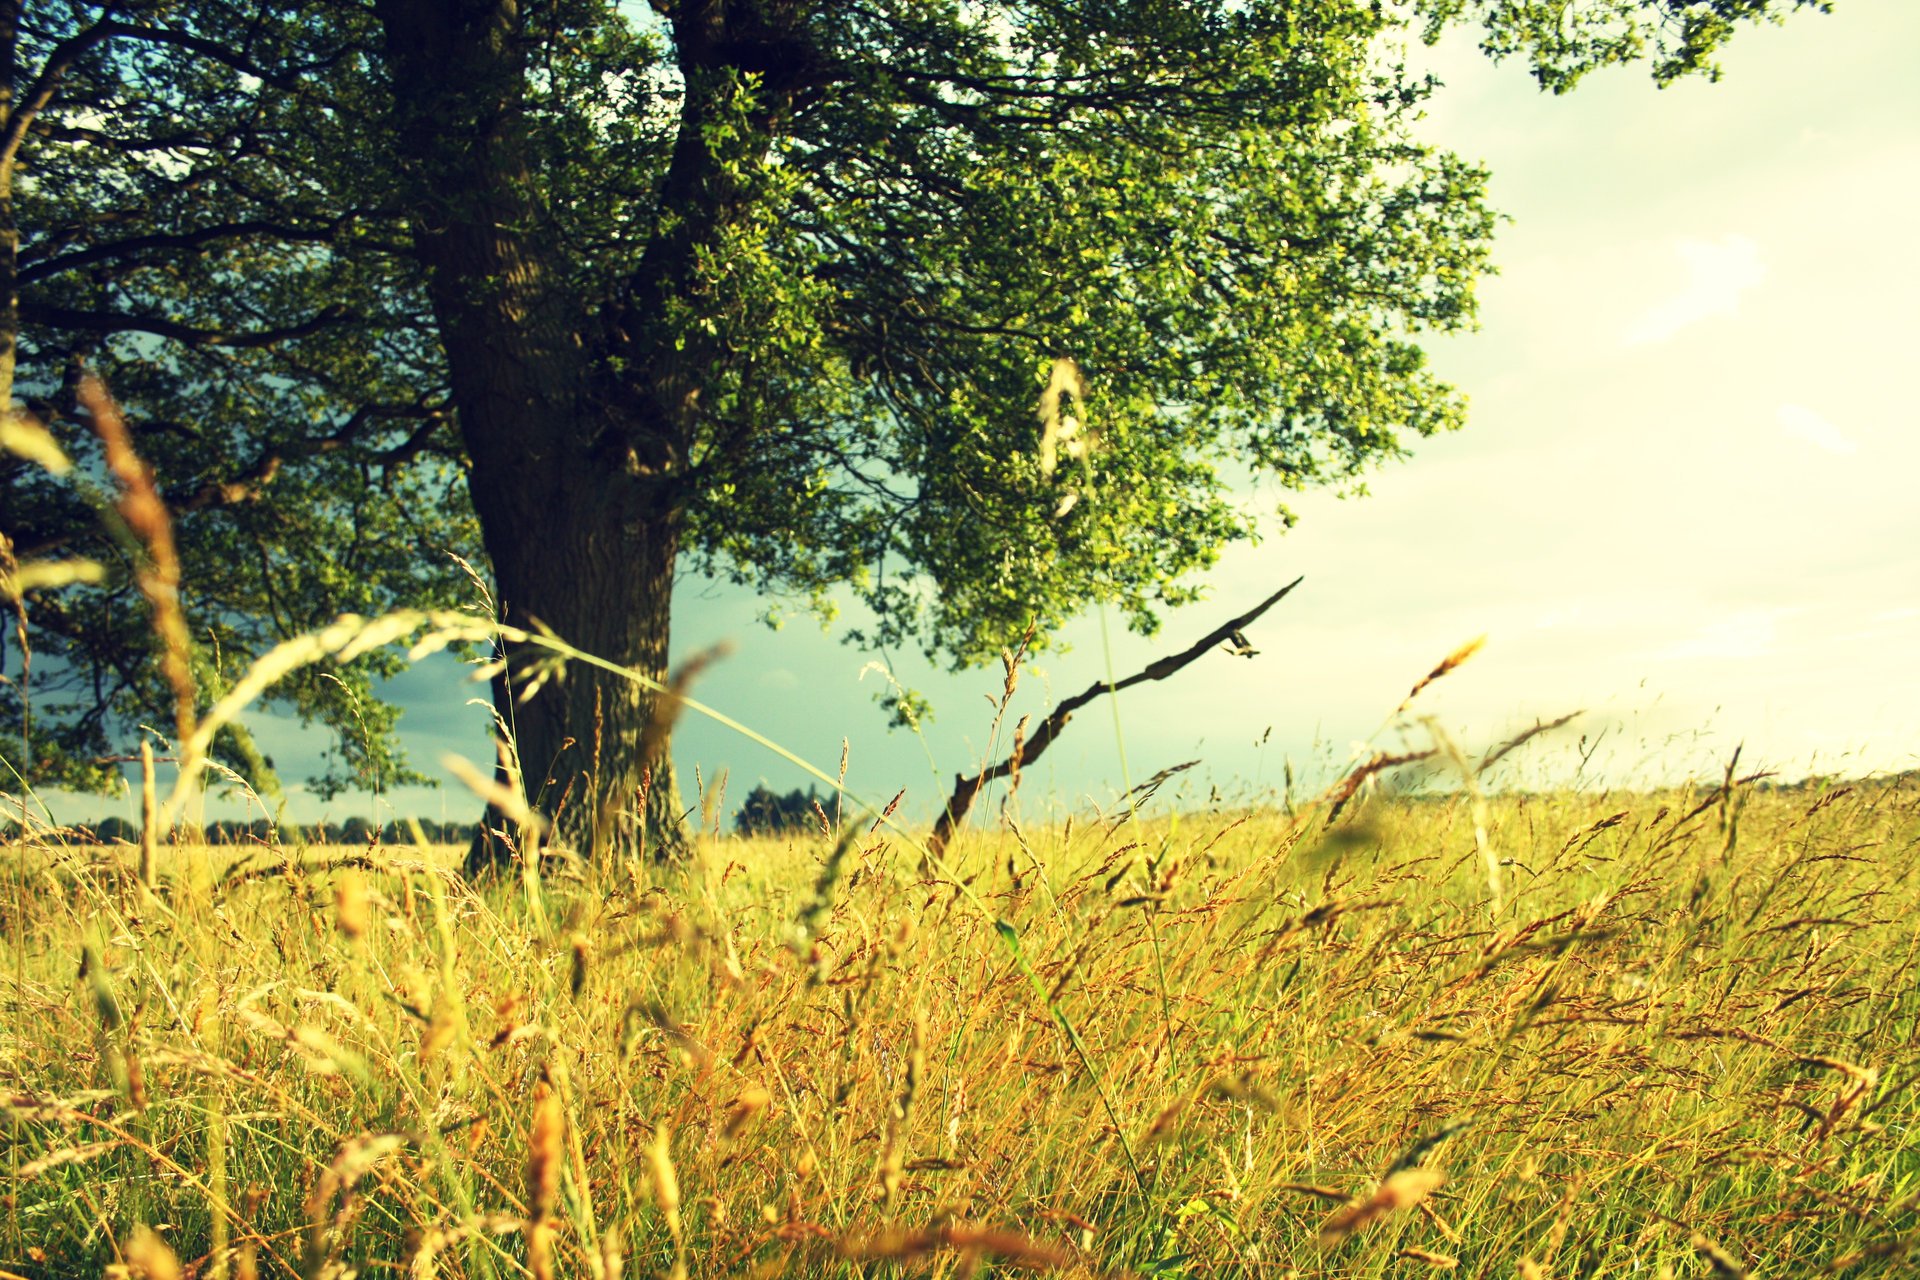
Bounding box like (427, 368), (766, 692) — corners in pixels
(842, 1223), (1074, 1270)
(442, 740), (544, 836)
(592, 1224), (626, 1280)
(302, 1134), (405, 1279)
(0, 404), (72, 473)
(1037, 356), (1091, 479)
(334, 870), (371, 941)
(1318, 1168), (1444, 1248)
(1400, 1246), (1459, 1269)
(1278, 1182), (1353, 1201)
(5, 749), (1917, 1276)
(1323, 749), (1436, 824)
(878, 1007), (927, 1210)
(1395, 634), (1485, 715)
(16, 1138), (121, 1181)
(122, 1225), (184, 1280)
(638, 641), (733, 779)
(139, 739), (159, 890)
(1477, 711), (1583, 776)
(527, 1077), (565, 1280)
(569, 932), (590, 998)
(83, 375), (196, 747)
(235, 1186), (268, 1280)
(1428, 720), (1503, 915)
(929, 578), (1302, 853)
(1141, 1097), (1187, 1145)
(721, 1086), (772, 1140)
(1691, 1232), (1750, 1277)
(646, 1123), (686, 1280)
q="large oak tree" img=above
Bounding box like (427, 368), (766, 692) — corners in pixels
(0, 0), (1824, 864)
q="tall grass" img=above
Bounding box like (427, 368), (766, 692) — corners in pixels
(4, 389), (1917, 1275)
(4, 772), (1917, 1277)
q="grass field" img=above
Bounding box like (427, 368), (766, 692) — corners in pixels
(3, 778), (1918, 1278)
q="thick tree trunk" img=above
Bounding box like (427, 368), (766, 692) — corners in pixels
(468, 477), (689, 871)
(374, 0), (814, 873)
(376, 0), (695, 872)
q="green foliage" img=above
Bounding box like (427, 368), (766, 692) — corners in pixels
(876, 687), (933, 732)
(2, 0), (477, 791)
(1429, 0), (1834, 92)
(0, 0), (1826, 794)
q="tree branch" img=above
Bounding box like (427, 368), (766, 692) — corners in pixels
(19, 218), (354, 284)
(3, 13), (346, 173)
(1, 16), (115, 171)
(927, 575), (1305, 855)
(22, 302), (354, 348)
(88, 19), (340, 93)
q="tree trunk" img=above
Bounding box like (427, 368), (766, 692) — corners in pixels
(1, 0), (25, 411)
(376, 0), (695, 872)
(466, 474), (689, 872)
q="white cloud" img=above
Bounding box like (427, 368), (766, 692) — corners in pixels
(1623, 235), (1767, 345)
(1776, 403), (1859, 455)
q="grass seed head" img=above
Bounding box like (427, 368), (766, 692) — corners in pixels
(529, 1078), (564, 1224)
(1401, 1247), (1459, 1269)
(334, 870), (372, 941)
(122, 1226), (183, 1280)
(1319, 1168), (1445, 1248)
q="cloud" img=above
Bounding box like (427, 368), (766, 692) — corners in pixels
(1776, 403), (1859, 455)
(1623, 235), (1766, 345)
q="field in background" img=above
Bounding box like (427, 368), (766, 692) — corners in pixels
(3, 779), (1918, 1277)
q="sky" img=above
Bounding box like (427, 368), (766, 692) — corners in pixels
(35, 0), (1920, 830)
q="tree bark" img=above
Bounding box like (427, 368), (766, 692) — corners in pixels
(371, 0), (826, 872)
(1, 0), (27, 410)
(376, 0), (694, 870)
(470, 474), (688, 870)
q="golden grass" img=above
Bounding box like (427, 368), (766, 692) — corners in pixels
(3, 780), (1919, 1278)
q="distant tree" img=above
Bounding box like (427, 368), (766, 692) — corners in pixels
(93, 815), (137, 844)
(336, 816), (373, 847)
(734, 785), (827, 838)
(298, 820), (339, 847)
(413, 818), (477, 845)
(0, 0), (1826, 870)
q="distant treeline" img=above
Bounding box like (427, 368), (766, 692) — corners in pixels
(734, 785), (832, 836)
(69, 817), (477, 846)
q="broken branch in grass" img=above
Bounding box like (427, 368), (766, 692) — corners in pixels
(927, 575), (1304, 856)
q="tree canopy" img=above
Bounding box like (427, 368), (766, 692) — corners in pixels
(0, 0), (1826, 858)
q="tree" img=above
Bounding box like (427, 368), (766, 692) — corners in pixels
(0, 1), (1826, 869)
(0, 0), (472, 805)
(735, 783), (827, 837)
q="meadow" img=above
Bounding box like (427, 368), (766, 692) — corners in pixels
(4, 771), (1917, 1278)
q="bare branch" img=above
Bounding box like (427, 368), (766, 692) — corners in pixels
(22, 302), (355, 349)
(19, 219), (354, 285)
(927, 575), (1305, 855)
